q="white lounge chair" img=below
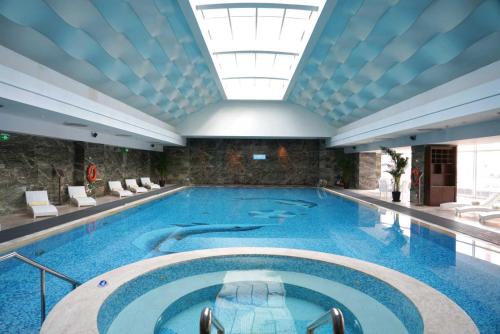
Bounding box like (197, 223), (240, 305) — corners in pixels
(455, 193), (500, 216)
(108, 181), (133, 198)
(378, 178), (392, 199)
(25, 191), (58, 219)
(479, 211), (500, 224)
(441, 192), (499, 210)
(68, 186), (97, 207)
(125, 179), (148, 193)
(140, 177), (160, 189)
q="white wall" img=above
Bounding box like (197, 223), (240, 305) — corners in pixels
(177, 101), (336, 139)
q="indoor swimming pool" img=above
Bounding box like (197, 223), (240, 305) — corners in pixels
(1, 187), (499, 333)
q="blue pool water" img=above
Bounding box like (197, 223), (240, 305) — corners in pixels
(0, 187), (499, 333)
(100, 256), (423, 334)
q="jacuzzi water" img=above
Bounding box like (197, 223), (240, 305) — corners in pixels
(0, 187), (499, 333)
(98, 256), (423, 334)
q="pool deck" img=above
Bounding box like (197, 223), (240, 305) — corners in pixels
(0, 184), (183, 249)
(328, 187), (500, 246)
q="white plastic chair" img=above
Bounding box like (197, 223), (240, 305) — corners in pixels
(125, 179), (148, 193)
(68, 186), (97, 207)
(108, 181), (133, 198)
(378, 179), (392, 199)
(25, 191), (58, 219)
(140, 177), (160, 189)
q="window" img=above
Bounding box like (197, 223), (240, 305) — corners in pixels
(189, 0), (326, 100)
(457, 142), (500, 199)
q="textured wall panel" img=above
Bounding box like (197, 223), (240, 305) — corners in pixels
(0, 0), (221, 123)
(288, 0), (500, 126)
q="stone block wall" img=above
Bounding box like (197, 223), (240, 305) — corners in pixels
(318, 145), (342, 186)
(354, 153), (381, 189)
(164, 139), (321, 185)
(0, 134), (384, 214)
(0, 133), (159, 214)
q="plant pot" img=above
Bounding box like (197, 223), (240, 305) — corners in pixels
(392, 191), (401, 202)
(159, 180), (166, 187)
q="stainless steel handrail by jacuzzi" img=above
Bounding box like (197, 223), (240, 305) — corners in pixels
(307, 308), (345, 334)
(0, 251), (81, 323)
(200, 307), (225, 334)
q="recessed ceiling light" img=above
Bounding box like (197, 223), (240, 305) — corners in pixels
(115, 133), (132, 137)
(0, 104), (4, 108)
(63, 122), (88, 127)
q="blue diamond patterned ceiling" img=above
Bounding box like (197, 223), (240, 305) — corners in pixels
(288, 0), (500, 127)
(0, 0), (221, 123)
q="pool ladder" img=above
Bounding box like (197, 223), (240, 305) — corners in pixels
(0, 251), (81, 324)
(199, 307), (345, 334)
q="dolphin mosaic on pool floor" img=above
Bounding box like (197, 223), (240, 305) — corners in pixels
(133, 223), (265, 255)
(236, 198), (318, 208)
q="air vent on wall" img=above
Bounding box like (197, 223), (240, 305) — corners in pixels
(63, 122), (88, 127)
(115, 133), (132, 137)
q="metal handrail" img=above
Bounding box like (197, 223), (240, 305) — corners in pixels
(200, 307), (225, 334)
(307, 308), (345, 334)
(0, 251), (81, 323)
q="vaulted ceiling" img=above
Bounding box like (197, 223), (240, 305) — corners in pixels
(1, 0), (500, 129)
(0, 0), (221, 123)
(288, 0), (500, 127)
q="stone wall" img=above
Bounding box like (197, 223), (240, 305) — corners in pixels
(318, 144), (342, 186)
(0, 133), (160, 214)
(83, 143), (159, 196)
(164, 139), (322, 185)
(354, 153), (381, 189)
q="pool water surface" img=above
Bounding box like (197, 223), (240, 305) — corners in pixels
(0, 187), (499, 333)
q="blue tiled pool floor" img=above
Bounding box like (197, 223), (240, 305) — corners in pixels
(0, 187), (499, 333)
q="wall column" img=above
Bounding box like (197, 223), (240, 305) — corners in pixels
(410, 145), (426, 204)
(353, 153), (381, 190)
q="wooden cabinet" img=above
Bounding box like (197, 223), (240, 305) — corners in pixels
(424, 145), (457, 206)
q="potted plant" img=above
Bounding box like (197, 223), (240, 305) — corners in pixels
(381, 147), (409, 202)
(336, 151), (355, 189)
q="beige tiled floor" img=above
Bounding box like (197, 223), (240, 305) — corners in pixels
(348, 189), (500, 233)
(0, 195), (120, 231)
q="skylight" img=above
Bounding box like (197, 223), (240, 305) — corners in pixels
(189, 0), (326, 100)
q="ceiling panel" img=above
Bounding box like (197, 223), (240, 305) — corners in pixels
(287, 0), (500, 127)
(0, 0), (222, 124)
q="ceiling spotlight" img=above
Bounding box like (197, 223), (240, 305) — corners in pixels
(0, 104), (4, 108)
(91, 132), (98, 138)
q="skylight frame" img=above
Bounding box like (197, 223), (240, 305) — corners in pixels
(189, 0), (326, 100)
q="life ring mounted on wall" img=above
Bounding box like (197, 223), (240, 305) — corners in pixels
(86, 163), (98, 183)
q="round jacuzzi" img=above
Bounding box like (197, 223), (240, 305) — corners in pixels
(41, 248), (478, 334)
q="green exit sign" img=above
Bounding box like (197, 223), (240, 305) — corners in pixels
(0, 133), (9, 142)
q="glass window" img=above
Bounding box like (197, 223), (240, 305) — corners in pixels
(189, 0), (326, 100)
(457, 142), (500, 200)
(457, 150), (475, 198)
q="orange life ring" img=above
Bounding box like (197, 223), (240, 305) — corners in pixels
(86, 163), (98, 183)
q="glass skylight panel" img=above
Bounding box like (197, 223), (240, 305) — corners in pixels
(189, 0), (326, 100)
